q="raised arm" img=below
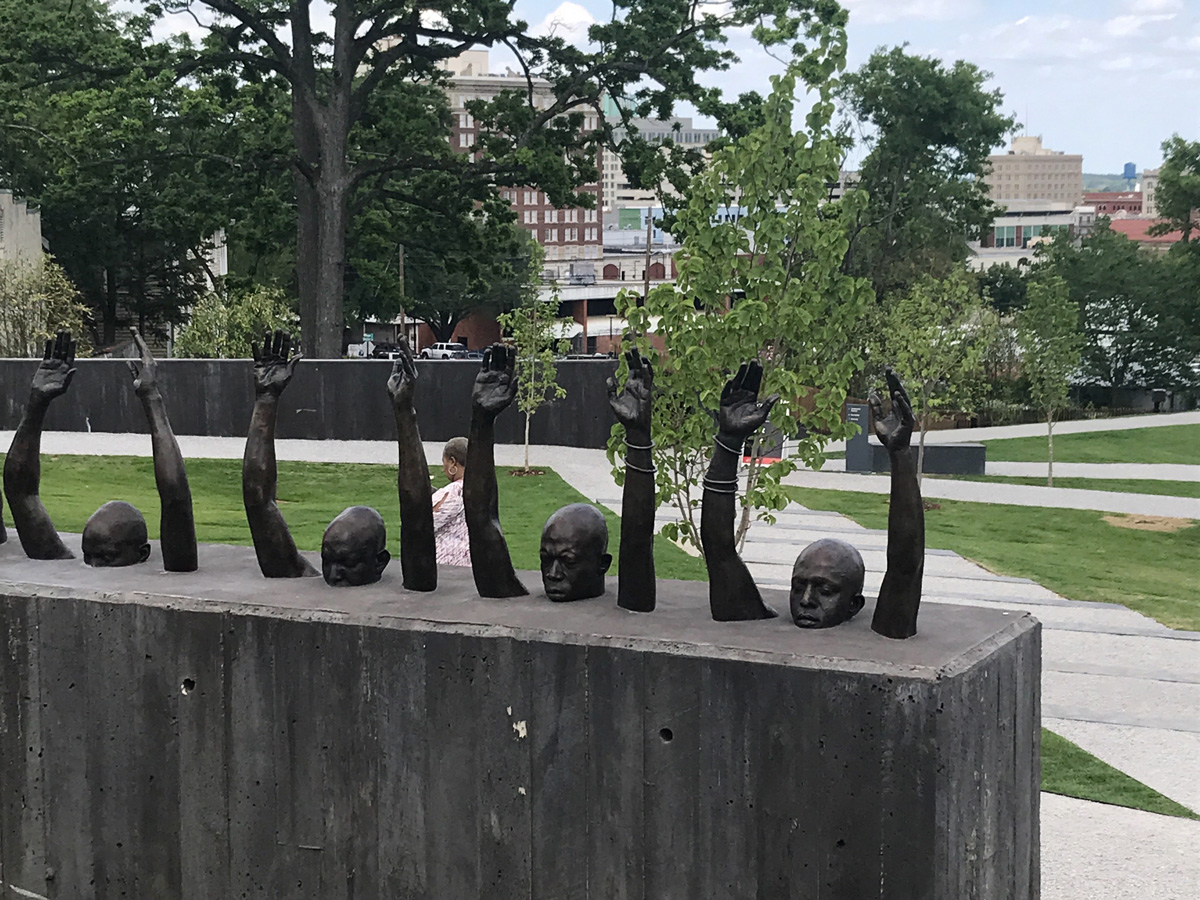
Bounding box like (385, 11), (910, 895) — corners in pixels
(607, 349), (657, 612)
(700, 361), (779, 621)
(870, 368), (925, 639)
(127, 328), (197, 572)
(3, 332), (76, 560)
(242, 330), (317, 578)
(387, 342), (437, 591)
(463, 343), (528, 597)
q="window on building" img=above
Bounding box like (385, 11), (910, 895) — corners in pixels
(525, 190), (536, 205)
(459, 133), (470, 148)
(993, 225), (1017, 248)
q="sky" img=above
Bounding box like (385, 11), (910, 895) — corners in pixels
(139, 0), (1200, 173)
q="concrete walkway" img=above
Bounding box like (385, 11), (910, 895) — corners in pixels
(784, 466), (1200, 519)
(811, 409), (1199, 453)
(11, 428), (1200, 898)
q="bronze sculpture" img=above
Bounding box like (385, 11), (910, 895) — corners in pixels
(126, 328), (198, 571)
(463, 343), (528, 597)
(539, 503), (612, 601)
(866, 368), (926, 639)
(4, 331), (79, 560)
(789, 538), (866, 628)
(4, 329), (198, 569)
(700, 361), (780, 621)
(386, 341), (437, 590)
(242, 330), (389, 586)
(606, 349), (657, 612)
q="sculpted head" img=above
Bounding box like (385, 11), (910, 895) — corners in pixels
(790, 538), (866, 629)
(321, 506), (390, 587)
(540, 503), (612, 602)
(82, 501), (151, 567)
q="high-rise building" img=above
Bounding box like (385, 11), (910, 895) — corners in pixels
(601, 116), (722, 211)
(443, 51), (603, 279)
(984, 136), (1083, 206)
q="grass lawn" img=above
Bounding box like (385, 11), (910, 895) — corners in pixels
(1042, 729), (1197, 819)
(938, 474), (1200, 499)
(19, 454), (709, 582)
(784, 486), (1200, 631)
(984, 424), (1200, 464)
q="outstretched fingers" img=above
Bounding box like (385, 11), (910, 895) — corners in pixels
(127, 360), (140, 382)
(744, 361), (764, 398)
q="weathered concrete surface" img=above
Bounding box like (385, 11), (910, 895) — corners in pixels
(0, 539), (1040, 900)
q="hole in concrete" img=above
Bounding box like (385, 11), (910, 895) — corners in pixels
(659, 727), (673, 743)
(180, 678), (196, 696)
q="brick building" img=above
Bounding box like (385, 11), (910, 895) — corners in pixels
(1083, 191), (1142, 216)
(444, 51), (603, 283)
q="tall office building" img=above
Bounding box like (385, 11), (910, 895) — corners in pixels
(984, 136), (1083, 206)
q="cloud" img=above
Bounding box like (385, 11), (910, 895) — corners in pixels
(972, 8), (1192, 65)
(531, 2), (597, 46)
(842, 0), (975, 26)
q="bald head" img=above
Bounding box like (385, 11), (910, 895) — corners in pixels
(790, 538), (866, 629)
(321, 506), (390, 587)
(82, 501), (151, 567)
(540, 503), (612, 602)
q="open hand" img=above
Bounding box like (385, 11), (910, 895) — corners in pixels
(607, 348), (654, 435)
(252, 330), (302, 397)
(386, 340), (418, 409)
(472, 343), (517, 416)
(870, 367), (915, 452)
(126, 327), (158, 396)
(717, 360), (779, 444)
(31, 331), (77, 402)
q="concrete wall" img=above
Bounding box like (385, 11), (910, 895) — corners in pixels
(0, 541), (1041, 900)
(0, 357), (620, 448)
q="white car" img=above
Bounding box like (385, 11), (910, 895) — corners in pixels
(419, 342), (468, 359)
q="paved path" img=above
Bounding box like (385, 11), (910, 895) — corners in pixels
(13, 429), (1200, 898)
(807, 409), (1200, 453)
(784, 466), (1200, 519)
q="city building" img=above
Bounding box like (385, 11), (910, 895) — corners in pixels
(601, 115), (722, 211)
(1142, 167), (1161, 217)
(968, 199), (1096, 269)
(0, 190), (44, 264)
(1106, 218), (1183, 254)
(984, 136), (1084, 206)
(1083, 191), (1142, 216)
(443, 50), (603, 284)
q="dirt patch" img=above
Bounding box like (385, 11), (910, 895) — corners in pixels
(1103, 514), (1195, 533)
(922, 499), (942, 512)
(509, 468), (546, 477)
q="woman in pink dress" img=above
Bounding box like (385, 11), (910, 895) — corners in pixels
(432, 437), (471, 567)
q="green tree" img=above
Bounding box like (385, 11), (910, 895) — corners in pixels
(174, 285), (298, 358)
(0, 0), (251, 346)
(872, 268), (994, 481)
(1018, 274), (1083, 486)
(1151, 136), (1200, 242)
(0, 255), (91, 357)
(147, 0), (849, 358)
(612, 40), (872, 554)
(1033, 222), (1198, 393)
(839, 46), (1017, 297)
(497, 291), (570, 471)
(977, 263), (1028, 314)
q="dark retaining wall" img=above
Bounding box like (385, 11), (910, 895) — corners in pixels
(0, 540), (1041, 900)
(0, 358), (620, 448)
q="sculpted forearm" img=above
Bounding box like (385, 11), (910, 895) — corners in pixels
(617, 448), (656, 611)
(243, 395), (316, 579)
(393, 403), (437, 591)
(4, 396), (72, 560)
(139, 389), (197, 571)
(464, 409), (527, 598)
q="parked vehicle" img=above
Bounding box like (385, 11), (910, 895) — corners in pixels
(420, 342), (468, 359)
